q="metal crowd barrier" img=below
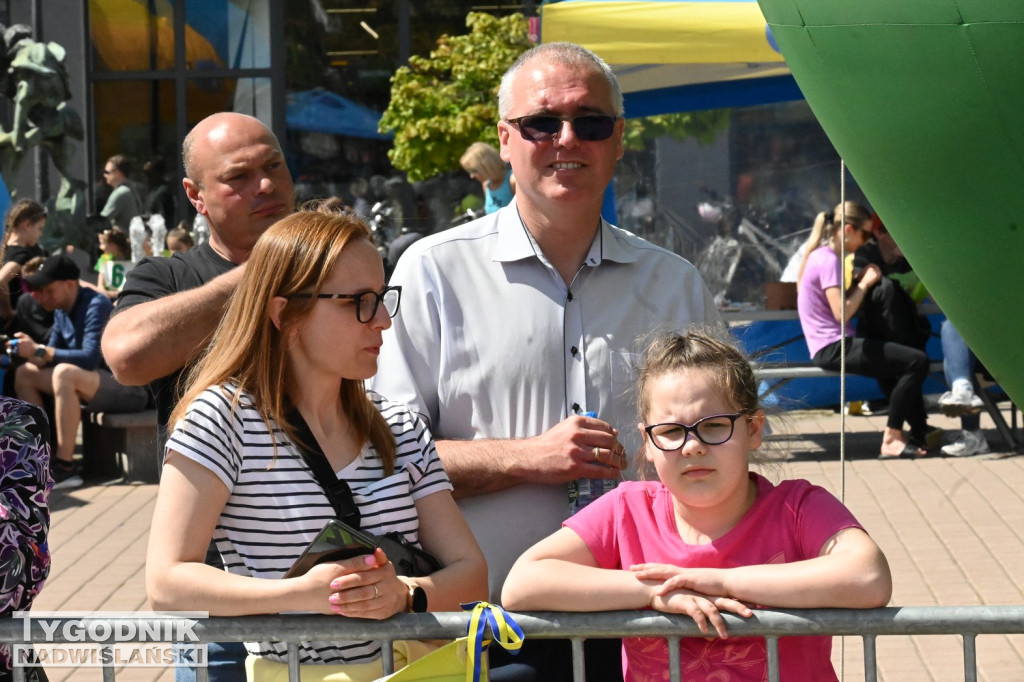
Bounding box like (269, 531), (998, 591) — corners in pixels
(4, 606), (1024, 682)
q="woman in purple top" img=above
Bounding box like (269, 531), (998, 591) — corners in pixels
(796, 201), (934, 458)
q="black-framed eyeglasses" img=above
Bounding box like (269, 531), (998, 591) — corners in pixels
(291, 285), (401, 323)
(505, 114), (619, 142)
(644, 413), (748, 451)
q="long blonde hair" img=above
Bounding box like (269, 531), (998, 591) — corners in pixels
(795, 201), (872, 284)
(171, 204), (397, 472)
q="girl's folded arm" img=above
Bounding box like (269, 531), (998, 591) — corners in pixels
(726, 527), (891, 608)
(638, 527), (892, 609)
(502, 528), (654, 612)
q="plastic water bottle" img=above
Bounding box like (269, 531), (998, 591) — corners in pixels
(569, 411), (615, 513)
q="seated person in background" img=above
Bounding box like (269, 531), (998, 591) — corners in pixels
(0, 202), (52, 398)
(10, 253), (150, 490)
(0, 396), (51, 680)
(939, 319), (989, 456)
(796, 202), (938, 458)
(165, 225), (194, 255)
(503, 330), (892, 682)
(146, 206), (486, 679)
(11, 257), (53, 344)
(0, 199), (48, 329)
(852, 214), (930, 351)
(93, 228), (134, 299)
(459, 142), (515, 214)
(855, 216), (983, 455)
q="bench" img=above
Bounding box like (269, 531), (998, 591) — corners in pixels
(728, 306), (1023, 451)
(81, 409), (160, 483)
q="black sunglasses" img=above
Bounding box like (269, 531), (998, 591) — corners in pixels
(505, 114), (619, 142)
(644, 413), (749, 451)
(290, 285), (401, 323)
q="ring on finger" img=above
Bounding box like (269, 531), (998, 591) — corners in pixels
(593, 446), (601, 463)
(372, 584), (379, 599)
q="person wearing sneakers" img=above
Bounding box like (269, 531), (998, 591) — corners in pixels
(9, 253), (150, 489)
(938, 319), (989, 456)
(797, 202), (940, 458)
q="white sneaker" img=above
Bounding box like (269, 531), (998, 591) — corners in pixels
(941, 430), (990, 457)
(938, 385), (984, 417)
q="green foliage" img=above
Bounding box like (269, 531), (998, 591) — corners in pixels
(379, 13), (532, 181)
(380, 12), (730, 180)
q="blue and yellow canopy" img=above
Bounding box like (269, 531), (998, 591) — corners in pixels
(540, 0), (802, 116)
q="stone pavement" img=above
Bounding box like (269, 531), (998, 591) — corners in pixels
(29, 402), (1024, 681)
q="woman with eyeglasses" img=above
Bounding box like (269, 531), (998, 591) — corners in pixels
(459, 141), (516, 214)
(503, 330), (891, 682)
(146, 204), (486, 680)
(795, 201), (938, 458)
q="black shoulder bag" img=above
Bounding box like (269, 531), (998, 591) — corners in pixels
(286, 410), (442, 577)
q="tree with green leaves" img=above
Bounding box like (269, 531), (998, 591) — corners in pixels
(380, 12), (728, 182)
(379, 13), (531, 182)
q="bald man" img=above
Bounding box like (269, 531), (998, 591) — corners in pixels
(102, 112), (295, 444)
(102, 113), (294, 682)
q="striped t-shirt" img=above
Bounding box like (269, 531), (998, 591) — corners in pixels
(167, 384), (452, 665)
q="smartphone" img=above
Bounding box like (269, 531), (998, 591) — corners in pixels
(283, 519), (378, 579)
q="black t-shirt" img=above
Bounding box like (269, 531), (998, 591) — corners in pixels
(3, 244), (52, 339)
(4, 244), (46, 306)
(114, 241), (235, 431)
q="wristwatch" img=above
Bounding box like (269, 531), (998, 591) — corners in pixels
(34, 346), (47, 360)
(405, 582), (428, 613)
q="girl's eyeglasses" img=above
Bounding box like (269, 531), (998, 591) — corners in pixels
(644, 413), (748, 451)
(290, 285), (401, 323)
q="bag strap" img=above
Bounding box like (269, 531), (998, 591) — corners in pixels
(285, 409), (362, 528)
(464, 602), (524, 682)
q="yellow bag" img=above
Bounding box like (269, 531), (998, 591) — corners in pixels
(375, 602), (525, 682)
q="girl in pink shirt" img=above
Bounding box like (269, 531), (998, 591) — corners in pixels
(503, 331), (892, 682)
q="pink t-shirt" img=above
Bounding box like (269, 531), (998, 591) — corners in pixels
(564, 474), (862, 682)
(797, 245), (853, 357)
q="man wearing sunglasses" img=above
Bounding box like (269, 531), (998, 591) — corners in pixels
(375, 42), (721, 681)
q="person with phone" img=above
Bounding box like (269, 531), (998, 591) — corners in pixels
(145, 204), (487, 680)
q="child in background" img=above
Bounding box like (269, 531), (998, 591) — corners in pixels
(166, 225), (194, 255)
(94, 227), (133, 299)
(503, 330), (892, 682)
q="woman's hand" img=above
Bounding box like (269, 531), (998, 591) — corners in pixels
(312, 548), (407, 619)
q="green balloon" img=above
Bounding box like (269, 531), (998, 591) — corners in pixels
(758, 0), (1024, 408)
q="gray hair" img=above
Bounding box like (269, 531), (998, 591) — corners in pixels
(497, 42), (624, 119)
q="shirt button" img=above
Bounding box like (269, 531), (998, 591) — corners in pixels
(570, 346), (578, 356)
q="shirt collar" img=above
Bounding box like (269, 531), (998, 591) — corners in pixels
(492, 197), (640, 266)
